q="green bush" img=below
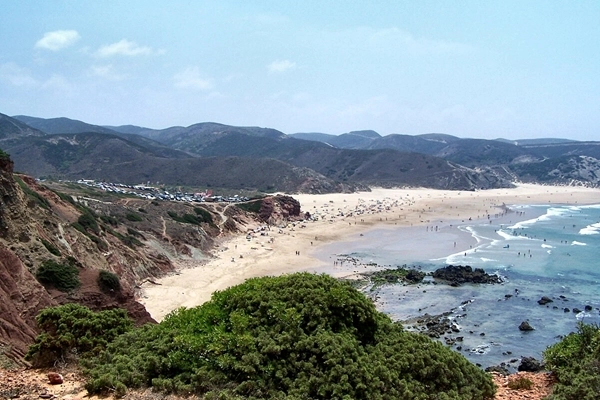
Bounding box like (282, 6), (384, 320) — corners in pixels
(14, 176), (50, 210)
(194, 207), (214, 224)
(235, 199), (263, 214)
(167, 210), (207, 225)
(83, 273), (495, 399)
(125, 212), (143, 222)
(0, 148), (9, 160)
(75, 211), (100, 234)
(507, 376), (533, 390)
(26, 304), (132, 367)
(98, 270), (121, 293)
(544, 322), (600, 399)
(100, 215), (119, 226)
(41, 238), (61, 256)
(35, 259), (80, 292)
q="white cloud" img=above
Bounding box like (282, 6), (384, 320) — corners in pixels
(41, 74), (73, 93)
(95, 39), (155, 57)
(267, 59), (296, 73)
(89, 64), (126, 81)
(0, 62), (37, 87)
(368, 27), (472, 55)
(173, 67), (212, 90)
(35, 30), (80, 51)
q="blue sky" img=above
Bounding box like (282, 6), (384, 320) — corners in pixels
(1, 1), (599, 140)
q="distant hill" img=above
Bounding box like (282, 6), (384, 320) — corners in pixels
(6, 113), (600, 189)
(13, 115), (117, 135)
(0, 116), (350, 193)
(0, 113), (45, 139)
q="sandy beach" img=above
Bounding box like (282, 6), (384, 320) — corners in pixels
(141, 184), (600, 321)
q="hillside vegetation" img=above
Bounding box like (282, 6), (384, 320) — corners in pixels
(31, 273), (496, 399)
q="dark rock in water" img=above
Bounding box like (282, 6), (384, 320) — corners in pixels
(572, 308), (582, 314)
(518, 357), (543, 372)
(485, 365), (510, 375)
(538, 296), (553, 305)
(585, 305), (593, 312)
(564, 308), (570, 312)
(405, 269), (426, 283)
(432, 265), (502, 286)
(519, 321), (535, 331)
(408, 312), (460, 339)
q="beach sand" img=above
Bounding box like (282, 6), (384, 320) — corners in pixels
(140, 184), (600, 321)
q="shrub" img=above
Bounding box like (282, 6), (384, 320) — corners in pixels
(235, 199), (262, 214)
(193, 207), (214, 224)
(75, 211), (100, 234)
(167, 210), (207, 225)
(543, 322), (600, 399)
(125, 212), (143, 222)
(14, 176), (50, 210)
(507, 376), (533, 390)
(100, 215), (119, 226)
(0, 147), (9, 160)
(84, 273), (495, 399)
(35, 259), (80, 292)
(98, 270), (121, 293)
(26, 304), (133, 367)
(41, 238), (61, 256)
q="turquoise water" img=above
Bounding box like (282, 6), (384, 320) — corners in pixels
(315, 204), (600, 369)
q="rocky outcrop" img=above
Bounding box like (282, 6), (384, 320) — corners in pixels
(259, 195), (302, 226)
(519, 321), (535, 331)
(432, 265), (502, 286)
(518, 357), (544, 372)
(0, 246), (55, 362)
(537, 296), (553, 305)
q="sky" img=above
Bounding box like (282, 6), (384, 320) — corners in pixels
(1, 1), (599, 140)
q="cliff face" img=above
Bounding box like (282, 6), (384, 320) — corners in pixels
(0, 151), (291, 365)
(0, 153), (269, 365)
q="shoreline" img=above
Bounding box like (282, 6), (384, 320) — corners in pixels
(140, 184), (600, 321)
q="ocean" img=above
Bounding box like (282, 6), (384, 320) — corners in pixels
(313, 203), (600, 369)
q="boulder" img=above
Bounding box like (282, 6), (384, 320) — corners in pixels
(518, 357), (543, 372)
(518, 321), (534, 331)
(47, 372), (63, 385)
(537, 296), (553, 305)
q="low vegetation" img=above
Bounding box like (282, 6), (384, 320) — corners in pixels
(367, 266), (426, 286)
(26, 304), (132, 367)
(40, 238), (61, 256)
(98, 270), (121, 293)
(507, 376), (533, 390)
(543, 322), (600, 399)
(14, 176), (51, 210)
(167, 210), (211, 226)
(235, 199), (263, 214)
(35, 259), (80, 292)
(76, 273), (494, 399)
